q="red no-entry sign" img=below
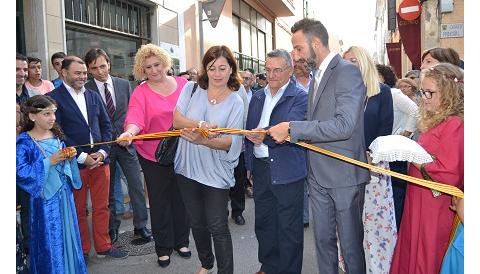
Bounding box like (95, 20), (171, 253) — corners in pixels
(399, 0), (422, 21)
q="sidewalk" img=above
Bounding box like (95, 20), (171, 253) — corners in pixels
(87, 197), (320, 274)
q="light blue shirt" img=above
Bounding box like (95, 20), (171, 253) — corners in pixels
(294, 73), (312, 93)
(253, 80), (290, 158)
(174, 82), (245, 189)
(246, 88), (253, 103)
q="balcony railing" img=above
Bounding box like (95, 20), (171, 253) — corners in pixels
(234, 51), (266, 75)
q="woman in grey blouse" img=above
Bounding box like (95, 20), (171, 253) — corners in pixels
(173, 45), (244, 274)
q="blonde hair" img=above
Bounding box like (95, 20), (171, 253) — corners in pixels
(132, 44), (172, 81)
(418, 63), (464, 132)
(344, 46), (380, 98)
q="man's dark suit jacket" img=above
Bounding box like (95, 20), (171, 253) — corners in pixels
(84, 77), (132, 136)
(47, 83), (113, 169)
(244, 80), (308, 185)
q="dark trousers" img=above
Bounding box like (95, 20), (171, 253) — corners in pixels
(230, 152), (246, 217)
(138, 155), (190, 257)
(252, 157), (304, 274)
(109, 145), (148, 230)
(390, 161), (408, 230)
(176, 174), (234, 274)
(17, 187), (30, 253)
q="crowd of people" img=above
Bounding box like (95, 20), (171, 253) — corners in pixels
(16, 17), (463, 274)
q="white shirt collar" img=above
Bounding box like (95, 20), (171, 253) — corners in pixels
(318, 51), (336, 73)
(94, 75), (113, 92)
(265, 79), (290, 98)
(63, 82), (86, 95)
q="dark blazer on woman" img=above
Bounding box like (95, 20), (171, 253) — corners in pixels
(364, 83), (394, 147)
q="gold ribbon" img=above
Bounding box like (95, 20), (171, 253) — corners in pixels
(71, 128), (464, 198)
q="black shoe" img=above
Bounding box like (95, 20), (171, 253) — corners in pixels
(304, 222), (309, 228)
(134, 227), (153, 242)
(109, 229), (119, 244)
(157, 256), (170, 267)
(233, 215), (245, 225)
(174, 247), (192, 258)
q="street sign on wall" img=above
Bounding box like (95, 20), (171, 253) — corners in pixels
(440, 23), (464, 38)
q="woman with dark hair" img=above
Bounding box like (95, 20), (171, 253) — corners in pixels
(173, 45), (244, 274)
(16, 95), (87, 273)
(420, 47), (461, 70)
(390, 63), (464, 273)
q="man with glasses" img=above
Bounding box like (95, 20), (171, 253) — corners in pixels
(244, 49), (308, 274)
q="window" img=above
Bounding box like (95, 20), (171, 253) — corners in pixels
(66, 27), (139, 84)
(241, 20), (251, 56)
(232, 1), (273, 73)
(232, 16), (240, 52)
(64, 0), (151, 39)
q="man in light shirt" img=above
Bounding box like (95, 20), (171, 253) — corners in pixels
(47, 56), (128, 261)
(244, 49), (308, 274)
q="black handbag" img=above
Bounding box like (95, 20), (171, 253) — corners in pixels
(155, 82), (198, 166)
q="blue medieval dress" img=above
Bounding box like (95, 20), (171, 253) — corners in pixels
(440, 223), (464, 274)
(16, 132), (87, 274)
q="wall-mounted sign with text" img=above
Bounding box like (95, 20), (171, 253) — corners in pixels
(440, 23), (464, 39)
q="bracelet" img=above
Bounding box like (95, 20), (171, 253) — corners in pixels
(125, 130), (135, 136)
(198, 120), (206, 128)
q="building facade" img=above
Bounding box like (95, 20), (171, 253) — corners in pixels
(374, 0), (464, 76)
(17, 0), (314, 83)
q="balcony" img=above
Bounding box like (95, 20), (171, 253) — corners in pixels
(234, 51), (266, 74)
(258, 0), (295, 17)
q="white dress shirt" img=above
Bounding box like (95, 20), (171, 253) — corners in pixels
(94, 75), (116, 108)
(312, 51), (336, 100)
(64, 82), (107, 163)
(246, 88), (253, 103)
(254, 80), (289, 158)
(391, 87), (419, 136)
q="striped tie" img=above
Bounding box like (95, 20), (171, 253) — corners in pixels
(104, 82), (115, 119)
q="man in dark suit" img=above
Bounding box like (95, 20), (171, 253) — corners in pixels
(245, 49), (308, 274)
(48, 56), (128, 260)
(84, 48), (152, 244)
(269, 18), (370, 274)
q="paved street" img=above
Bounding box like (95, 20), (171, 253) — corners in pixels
(87, 196), (321, 274)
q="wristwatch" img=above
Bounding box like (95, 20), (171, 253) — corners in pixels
(287, 123), (291, 135)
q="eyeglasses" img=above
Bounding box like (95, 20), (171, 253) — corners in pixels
(419, 89), (437, 99)
(242, 76), (252, 81)
(265, 66), (289, 76)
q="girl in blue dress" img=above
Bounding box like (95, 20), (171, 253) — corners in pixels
(16, 95), (87, 274)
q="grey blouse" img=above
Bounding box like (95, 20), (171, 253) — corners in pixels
(174, 81), (245, 189)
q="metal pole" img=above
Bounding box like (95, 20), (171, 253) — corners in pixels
(198, 1), (204, 57)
